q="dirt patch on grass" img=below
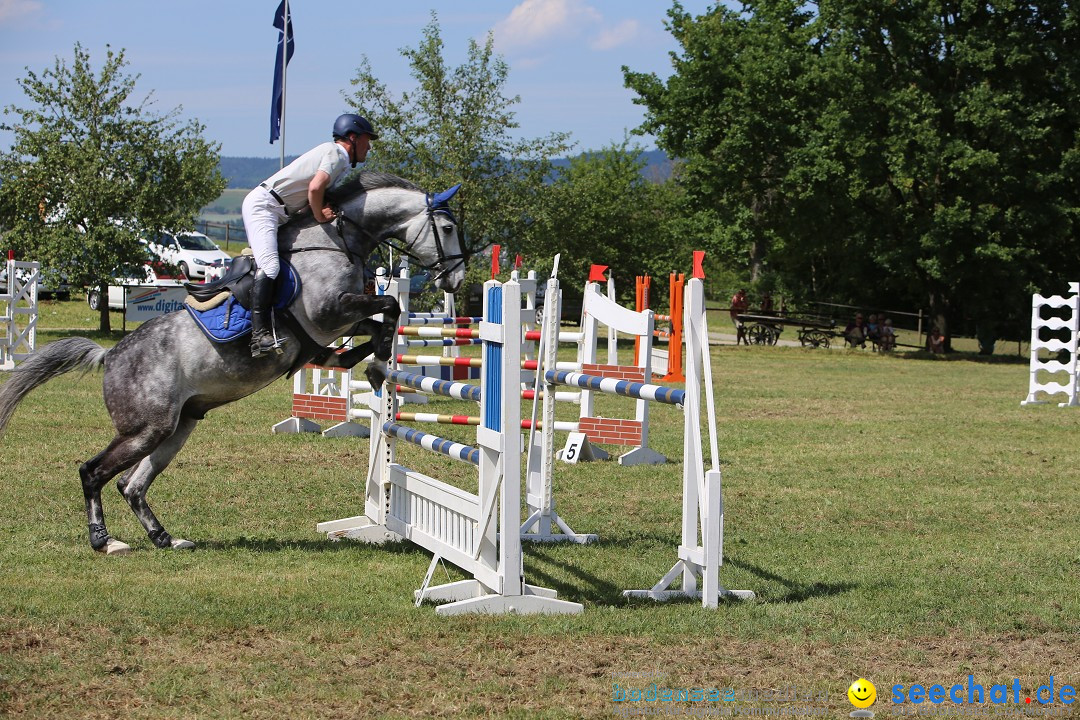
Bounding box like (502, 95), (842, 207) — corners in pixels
(2, 622), (1077, 719)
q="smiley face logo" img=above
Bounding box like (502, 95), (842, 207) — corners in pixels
(848, 678), (877, 709)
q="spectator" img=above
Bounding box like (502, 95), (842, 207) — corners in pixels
(879, 317), (896, 351)
(844, 313), (867, 348)
(759, 292), (775, 316)
(928, 325), (945, 353)
(730, 288), (749, 345)
(866, 314), (881, 344)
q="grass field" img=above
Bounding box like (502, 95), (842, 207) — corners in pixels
(200, 188), (247, 223)
(0, 303), (1077, 719)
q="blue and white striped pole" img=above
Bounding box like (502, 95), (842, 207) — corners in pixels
(543, 370), (685, 407)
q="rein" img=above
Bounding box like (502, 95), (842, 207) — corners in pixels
(299, 200), (467, 286)
(271, 191), (465, 374)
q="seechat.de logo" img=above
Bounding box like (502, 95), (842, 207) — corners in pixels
(848, 678), (877, 718)
(891, 676), (1076, 706)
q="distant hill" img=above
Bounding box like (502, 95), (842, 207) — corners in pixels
(218, 156), (299, 189)
(549, 149), (673, 183)
(217, 149), (672, 189)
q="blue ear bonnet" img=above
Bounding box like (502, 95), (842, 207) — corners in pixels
(432, 183), (461, 206)
(426, 183), (461, 223)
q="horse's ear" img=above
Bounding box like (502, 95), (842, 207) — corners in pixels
(431, 183), (462, 207)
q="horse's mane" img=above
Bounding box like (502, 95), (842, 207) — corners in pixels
(282, 171), (422, 233)
(326, 171), (422, 204)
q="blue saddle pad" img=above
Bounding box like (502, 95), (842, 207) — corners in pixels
(185, 264), (300, 344)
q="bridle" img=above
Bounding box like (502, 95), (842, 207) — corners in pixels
(314, 190), (467, 285)
(408, 194), (468, 284)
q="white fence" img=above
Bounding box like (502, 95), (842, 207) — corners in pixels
(0, 255), (39, 371)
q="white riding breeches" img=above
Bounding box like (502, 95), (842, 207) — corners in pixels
(241, 186), (289, 279)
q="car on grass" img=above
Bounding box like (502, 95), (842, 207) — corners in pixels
(0, 266), (74, 301)
(145, 230), (230, 280)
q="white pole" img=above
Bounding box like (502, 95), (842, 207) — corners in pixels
(279, 0), (289, 170)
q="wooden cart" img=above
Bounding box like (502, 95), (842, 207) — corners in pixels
(737, 313), (839, 348)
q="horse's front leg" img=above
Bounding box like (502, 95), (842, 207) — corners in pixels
(315, 318), (382, 369)
(333, 293), (400, 387)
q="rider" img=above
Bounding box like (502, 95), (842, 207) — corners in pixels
(241, 113), (378, 357)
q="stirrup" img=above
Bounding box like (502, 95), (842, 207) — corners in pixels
(250, 332), (286, 358)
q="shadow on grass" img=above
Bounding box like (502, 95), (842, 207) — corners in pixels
(893, 349), (1027, 365)
(523, 544), (625, 605)
(196, 537), (859, 606)
(198, 535), (426, 556)
(521, 545), (860, 607)
(726, 558), (859, 603)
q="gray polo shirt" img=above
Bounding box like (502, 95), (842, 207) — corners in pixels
(261, 142), (351, 214)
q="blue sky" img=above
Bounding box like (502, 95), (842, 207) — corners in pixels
(0, 0), (716, 159)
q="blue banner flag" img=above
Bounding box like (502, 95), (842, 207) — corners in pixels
(269, 0), (295, 144)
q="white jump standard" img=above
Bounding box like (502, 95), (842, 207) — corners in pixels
(521, 270), (668, 544)
(1021, 282), (1080, 407)
(625, 266), (753, 606)
(318, 277), (582, 615)
(0, 252), (39, 372)
(527, 255), (754, 607)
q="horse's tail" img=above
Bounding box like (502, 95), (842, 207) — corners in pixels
(0, 337), (109, 438)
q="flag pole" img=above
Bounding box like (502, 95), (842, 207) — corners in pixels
(279, 0), (289, 170)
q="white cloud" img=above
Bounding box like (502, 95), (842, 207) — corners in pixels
(0, 0), (41, 23)
(493, 0), (601, 51)
(590, 18), (640, 51)
(493, 1), (643, 61)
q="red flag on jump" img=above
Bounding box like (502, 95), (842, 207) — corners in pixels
(514, 254), (523, 269)
(490, 245), (501, 280)
(692, 250), (705, 279)
(588, 264), (608, 282)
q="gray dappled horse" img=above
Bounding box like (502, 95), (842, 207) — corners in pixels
(0, 172), (466, 555)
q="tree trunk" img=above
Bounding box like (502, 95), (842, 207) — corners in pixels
(749, 189), (770, 284)
(98, 281), (111, 333)
(749, 238), (765, 284)
(927, 287), (951, 352)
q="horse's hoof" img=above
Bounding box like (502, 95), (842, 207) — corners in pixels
(95, 538), (131, 556)
(364, 359), (388, 388)
(170, 538), (195, 550)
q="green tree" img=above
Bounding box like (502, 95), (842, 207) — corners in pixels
(531, 141), (695, 299)
(625, 1), (1080, 347)
(0, 43), (225, 332)
(820, 0), (1080, 346)
(623, 0), (830, 288)
(345, 12), (572, 262)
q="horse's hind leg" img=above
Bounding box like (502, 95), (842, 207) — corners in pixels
(116, 415), (199, 550)
(80, 426), (175, 555)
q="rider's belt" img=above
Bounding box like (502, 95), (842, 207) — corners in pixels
(259, 183), (289, 215)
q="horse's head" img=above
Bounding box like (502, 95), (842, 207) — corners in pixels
(401, 184), (467, 293)
(329, 173), (467, 293)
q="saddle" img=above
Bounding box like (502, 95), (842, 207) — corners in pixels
(185, 254), (256, 307)
(182, 254), (299, 344)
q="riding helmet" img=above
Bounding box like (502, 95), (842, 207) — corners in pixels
(333, 113), (379, 141)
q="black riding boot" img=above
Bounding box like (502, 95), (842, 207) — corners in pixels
(250, 271), (285, 357)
